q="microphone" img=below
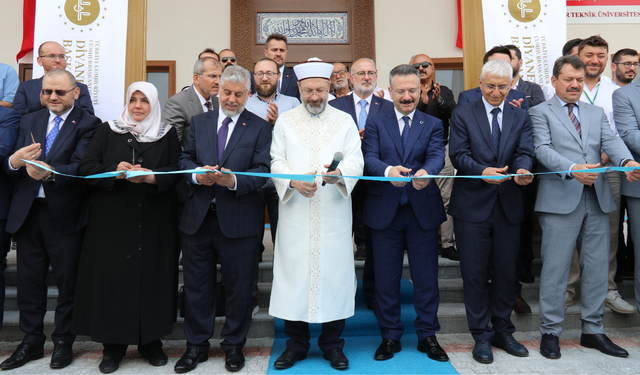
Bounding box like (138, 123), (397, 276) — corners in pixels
(322, 151), (344, 186)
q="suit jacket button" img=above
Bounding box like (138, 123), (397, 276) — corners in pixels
(137, 157), (143, 163)
(138, 202), (143, 207)
(128, 139), (132, 143)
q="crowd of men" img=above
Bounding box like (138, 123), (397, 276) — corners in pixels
(0, 31), (640, 373)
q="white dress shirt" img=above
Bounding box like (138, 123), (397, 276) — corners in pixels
(352, 92), (373, 125)
(192, 84), (213, 113)
(481, 97), (505, 132)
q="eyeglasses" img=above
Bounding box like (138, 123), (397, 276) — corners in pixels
(331, 70), (348, 77)
(390, 88), (419, 95)
(301, 88), (328, 96)
(254, 71), (278, 78)
(354, 71), (377, 78)
(41, 88), (76, 97)
(39, 54), (66, 60)
(482, 84), (510, 92)
(412, 62), (431, 70)
(199, 73), (220, 79)
(221, 57), (237, 63)
(614, 62), (640, 68)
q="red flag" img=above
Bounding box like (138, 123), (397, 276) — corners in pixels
(16, 0), (37, 62)
(456, 0), (463, 49)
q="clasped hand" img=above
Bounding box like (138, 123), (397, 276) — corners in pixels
(116, 162), (156, 185)
(388, 166), (430, 190)
(195, 165), (235, 188)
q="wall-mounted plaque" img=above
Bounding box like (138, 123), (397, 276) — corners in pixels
(257, 12), (348, 44)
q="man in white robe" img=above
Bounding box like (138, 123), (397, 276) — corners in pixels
(269, 58), (364, 371)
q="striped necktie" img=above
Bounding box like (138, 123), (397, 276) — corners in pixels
(566, 103), (581, 138)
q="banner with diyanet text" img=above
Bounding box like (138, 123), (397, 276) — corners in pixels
(482, 0), (566, 88)
(33, 0), (128, 121)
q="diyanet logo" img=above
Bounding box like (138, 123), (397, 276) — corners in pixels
(508, 0), (541, 22)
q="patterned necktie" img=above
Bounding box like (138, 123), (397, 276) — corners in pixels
(566, 103), (581, 138)
(491, 107), (501, 156)
(204, 101), (213, 112)
(45, 116), (62, 157)
(277, 76), (281, 93)
(358, 99), (368, 130)
(218, 117), (232, 162)
(400, 116), (411, 206)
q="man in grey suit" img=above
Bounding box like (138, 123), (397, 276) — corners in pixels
(613, 77), (640, 317)
(531, 55), (640, 360)
(162, 58), (222, 147)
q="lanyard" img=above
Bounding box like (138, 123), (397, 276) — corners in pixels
(583, 82), (600, 105)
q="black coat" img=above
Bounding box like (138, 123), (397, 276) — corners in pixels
(72, 123), (182, 345)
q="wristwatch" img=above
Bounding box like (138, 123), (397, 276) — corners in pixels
(42, 170), (55, 182)
(435, 97), (444, 106)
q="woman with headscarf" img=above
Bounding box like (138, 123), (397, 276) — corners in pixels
(72, 82), (182, 374)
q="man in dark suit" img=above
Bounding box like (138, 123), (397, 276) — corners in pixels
(457, 46), (529, 112)
(264, 33), (299, 99)
(329, 57), (394, 310)
(175, 66), (272, 373)
(0, 106), (21, 331)
(449, 59), (534, 364)
(12, 42), (94, 116)
(162, 57), (222, 147)
(362, 64), (448, 362)
(0, 69), (100, 370)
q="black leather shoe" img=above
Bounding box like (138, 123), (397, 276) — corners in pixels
(174, 348), (208, 373)
(323, 348), (349, 370)
(50, 343), (74, 369)
(491, 332), (529, 357)
(580, 333), (629, 357)
(224, 348), (245, 372)
(99, 354), (124, 374)
(0, 342), (44, 370)
(441, 246), (459, 261)
(513, 292), (532, 314)
(374, 338), (401, 360)
(540, 333), (561, 359)
(274, 348), (306, 369)
(472, 340), (493, 364)
(140, 346), (168, 366)
(354, 244), (367, 261)
(418, 336), (449, 362)
(519, 268), (535, 283)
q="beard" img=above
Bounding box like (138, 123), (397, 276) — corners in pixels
(333, 79), (348, 90)
(304, 99), (327, 115)
(221, 103), (243, 117)
(355, 82), (374, 97)
(615, 69), (634, 84)
(256, 82), (277, 98)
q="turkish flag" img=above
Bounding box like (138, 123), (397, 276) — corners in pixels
(16, 0), (36, 62)
(456, 0), (462, 49)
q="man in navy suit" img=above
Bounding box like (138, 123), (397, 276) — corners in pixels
(362, 64), (448, 362)
(12, 42), (94, 116)
(1, 69), (100, 370)
(329, 57), (394, 310)
(457, 46), (529, 112)
(176, 66), (272, 373)
(449, 59), (534, 364)
(0, 106), (21, 331)
(264, 33), (299, 100)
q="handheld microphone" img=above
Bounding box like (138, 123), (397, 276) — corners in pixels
(322, 151), (344, 186)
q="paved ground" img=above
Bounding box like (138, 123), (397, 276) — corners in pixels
(0, 328), (639, 374)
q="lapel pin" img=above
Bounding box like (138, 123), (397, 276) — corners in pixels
(375, 102), (379, 105)
(420, 121), (424, 124)
(243, 123), (247, 126)
(72, 120), (76, 124)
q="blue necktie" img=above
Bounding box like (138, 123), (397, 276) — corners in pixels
(218, 117), (232, 162)
(45, 116), (62, 157)
(400, 116), (411, 206)
(358, 99), (368, 130)
(491, 107), (501, 156)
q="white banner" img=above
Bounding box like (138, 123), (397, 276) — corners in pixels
(482, 0), (566, 88)
(33, 0), (128, 121)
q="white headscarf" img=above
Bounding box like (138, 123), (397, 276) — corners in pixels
(108, 81), (172, 143)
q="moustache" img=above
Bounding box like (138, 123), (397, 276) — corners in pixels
(399, 99), (415, 105)
(567, 87), (581, 93)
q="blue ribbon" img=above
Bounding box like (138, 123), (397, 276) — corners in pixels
(20, 159), (640, 183)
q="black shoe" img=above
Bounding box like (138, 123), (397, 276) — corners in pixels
(274, 348), (306, 369)
(140, 346), (168, 366)
(323, 348), (349, 370)
(354, 245), (367, 261)
(99, 354), (124, 374)
(519, 269), (535, 283)
(417, 336), (449, 362)
(491, 332), (529, 357)
(174, 348), (208, 373)
(540, 333), (561, 359)
(441, 246), (459, 261)
(374, 338), (401, 361)
(0, 342), (44, 370)
(50, 343), (74, 369)
(224, 348), (245, 372)
(472, 340), (493, 364)
(580, 333), (629, 357)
